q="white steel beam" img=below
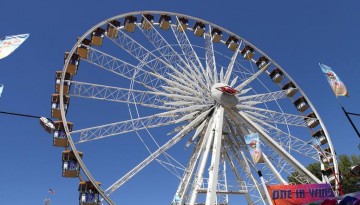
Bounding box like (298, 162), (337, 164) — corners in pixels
(188, 113), (217, 205)
(204, 25), (216, 84)
(240, 105), (311, 127)
(237, 90), (288, 105)
(205, 106), (224, 205)
(223, 43), (242, 85)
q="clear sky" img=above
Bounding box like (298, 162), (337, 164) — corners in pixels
(0, 1), (360, 205)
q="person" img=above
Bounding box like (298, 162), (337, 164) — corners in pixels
(69, 161), (76, 170)
(81, 193), (86, 203)
(63, 161), (68, 170)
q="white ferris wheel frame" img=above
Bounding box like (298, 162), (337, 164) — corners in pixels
(58, 11), (339, 205)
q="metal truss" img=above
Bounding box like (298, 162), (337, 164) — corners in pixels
(237, 90), (288, 105)
(241, 106), (313, 127)
(204, 25), (216, 84)
(69, 80), (203, 109)
(84, 46), (163, 91)
(71, 111), (179, 143)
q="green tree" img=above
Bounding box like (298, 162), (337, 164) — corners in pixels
(338, 154), (360, 193)
(288, 154), (360, 194)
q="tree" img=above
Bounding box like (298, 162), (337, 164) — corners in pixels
(337, 154), (360, 193)
(288, 154), (360, 194)
(288, 162), (322, 184)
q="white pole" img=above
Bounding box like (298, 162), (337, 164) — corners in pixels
(205, 106), (224, 205)
(188, 115), (217, 205)
(258, 170), (274, 205)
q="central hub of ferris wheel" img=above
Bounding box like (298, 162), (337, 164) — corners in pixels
(211, 83), (239, 107)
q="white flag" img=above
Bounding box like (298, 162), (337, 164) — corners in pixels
(319, 63), (348, 97)
(0, 34), (29, 59)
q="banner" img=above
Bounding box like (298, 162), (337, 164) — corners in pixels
(319, 63), (348, 97)
(0, 34), (29, 59)
(244, 133), (264, 163)
(267, 183), (335, 205)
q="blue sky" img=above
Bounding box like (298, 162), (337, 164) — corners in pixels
(0, 1), (360, 204)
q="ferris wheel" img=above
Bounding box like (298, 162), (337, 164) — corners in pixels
(51, 11), (340, 205)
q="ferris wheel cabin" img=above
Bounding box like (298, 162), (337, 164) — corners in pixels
(55, 71), (72, 95)
(193, 21), (205, 37)
(64, 52), (80, 75)
(177, 17), (188, 32)
(320, 153), (334, 164)
(79, 181), (101, 205)
(321, 147), (334, 164)
(282, 81), (297, 97)
(106, 20), (121, 38)
(159, 14), (171, 30)
(53, 120), (73, 147)
(225, 36), (239, 51)
(51, 94), (70, 119)
(312, 129), (328, 145)
(323, 166), (336, 184)
(141, 13), (154, 30)
(62, 150), (83, 178)
(269, 68), (284, 83)
(256, 56), (270, 70)
(211, 28), (222, 43)
(305, 112), (320, 129)
(124, 15), (137, 33)
(91, 27), (105, 47)
(241, 45), (255, 60)
(77, 38), (91, 59)
(293, 96), (309, 112)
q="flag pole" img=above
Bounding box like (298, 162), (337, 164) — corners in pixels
(346, 111), (360, 117)
(340, 106), (360, 139)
